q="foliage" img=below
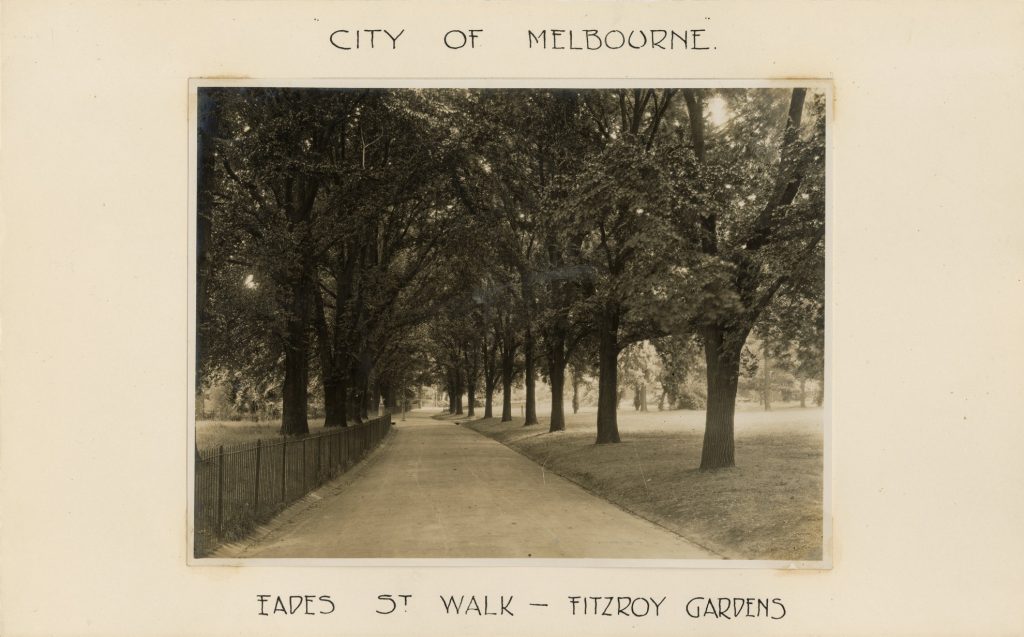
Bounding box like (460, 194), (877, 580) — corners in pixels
(197, 87), (825, 464)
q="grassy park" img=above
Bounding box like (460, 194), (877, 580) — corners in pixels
(457, 405), (823, 561)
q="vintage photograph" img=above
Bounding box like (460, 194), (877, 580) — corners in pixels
(192, 84), (828, 562)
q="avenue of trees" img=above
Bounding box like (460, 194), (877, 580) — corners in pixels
(197, 87), (826, 470)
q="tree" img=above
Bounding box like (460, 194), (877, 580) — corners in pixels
(310, 90), (467, 426)
(680, 88), (826, 469)
(199, 88), (363, 435)
(566, 339), (598, 415)
(200, 88), (473, 434)
(452, 90), (600, 430)
(566, 89), (692, 443)
(651, 335), (705, 410)
(618, 341), (659, 412)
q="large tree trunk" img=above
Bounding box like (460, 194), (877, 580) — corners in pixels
(799, 377), (806, 408)
(347, 345), (374, 424)
(761, 340), (772, 411)
(384, 382), (397, 412)
(523, 328), (539, 426)
(358, 375), (370, 422)
(466, 376), (477, 418)
(281, 343), (309, 435)
(313, 287), (346, 427)
(280, 275), (312, 436)
(347, 363), (367, 424)
(699, 326), (745, 470)
(548, 339), (567, 432)
(595, 303), (621, 444)
(323, 377), (347, 427)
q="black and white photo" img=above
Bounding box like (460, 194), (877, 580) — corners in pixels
(192, 84), (828, 562)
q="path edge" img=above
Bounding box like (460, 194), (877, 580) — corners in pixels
(458, 420), (726, 560)
(210, 427), (400, 558)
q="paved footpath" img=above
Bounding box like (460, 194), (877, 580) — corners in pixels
(226, 413), (718, 559)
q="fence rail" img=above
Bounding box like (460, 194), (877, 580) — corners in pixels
(194, 414), (392, 556)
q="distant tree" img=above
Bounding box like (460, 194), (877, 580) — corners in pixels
(652, 335), (705, 410)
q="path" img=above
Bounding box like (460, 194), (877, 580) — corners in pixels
(224, 413), (719, 558)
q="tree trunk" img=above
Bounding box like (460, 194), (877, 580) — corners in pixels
(595, 303), (621, 444)
(346, 365), (365, 424)
(483, 375), (495, 419)
(358, 375), (370, 422)
(369, 381), (381, 417)
(280, 277), (311, 436)
(761, 340), (772, 411)
(281, 345), (309, 435)
(447, 369), (457, 414)
(501, 350), (514, 422)
(466, 377), (476, 418)
(454, 367), (465, 415)
(571, 370), (580, 414)
(382, 381), (396, 412)
(523, 328), (539, 426)
(799, 377), (806, 408)
(640, 384), (647, 411)
(548, 346), (567, 432)
(699, 326), (745, 470)
(323, 377), (347, 427)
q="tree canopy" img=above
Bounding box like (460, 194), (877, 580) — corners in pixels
(197, 86), (826, 470)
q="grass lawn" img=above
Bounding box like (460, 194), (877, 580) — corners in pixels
(195, 419), (288, 451)
(195, 416), (391, 451)
(458, 406), (823, 562)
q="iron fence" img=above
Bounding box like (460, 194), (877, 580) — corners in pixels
(194, 414), (392, 556)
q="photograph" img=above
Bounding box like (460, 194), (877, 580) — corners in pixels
(191, 84), (829, 562)
(5, 1), (1023, 635)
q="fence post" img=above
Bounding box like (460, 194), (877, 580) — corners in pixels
(254, 439), (262, 515)
(216, 445), (224, 538)
(281, 437), (288, 503)
(316, 436), (322, 484)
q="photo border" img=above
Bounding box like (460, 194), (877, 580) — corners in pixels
(186, 77), (834, 570)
